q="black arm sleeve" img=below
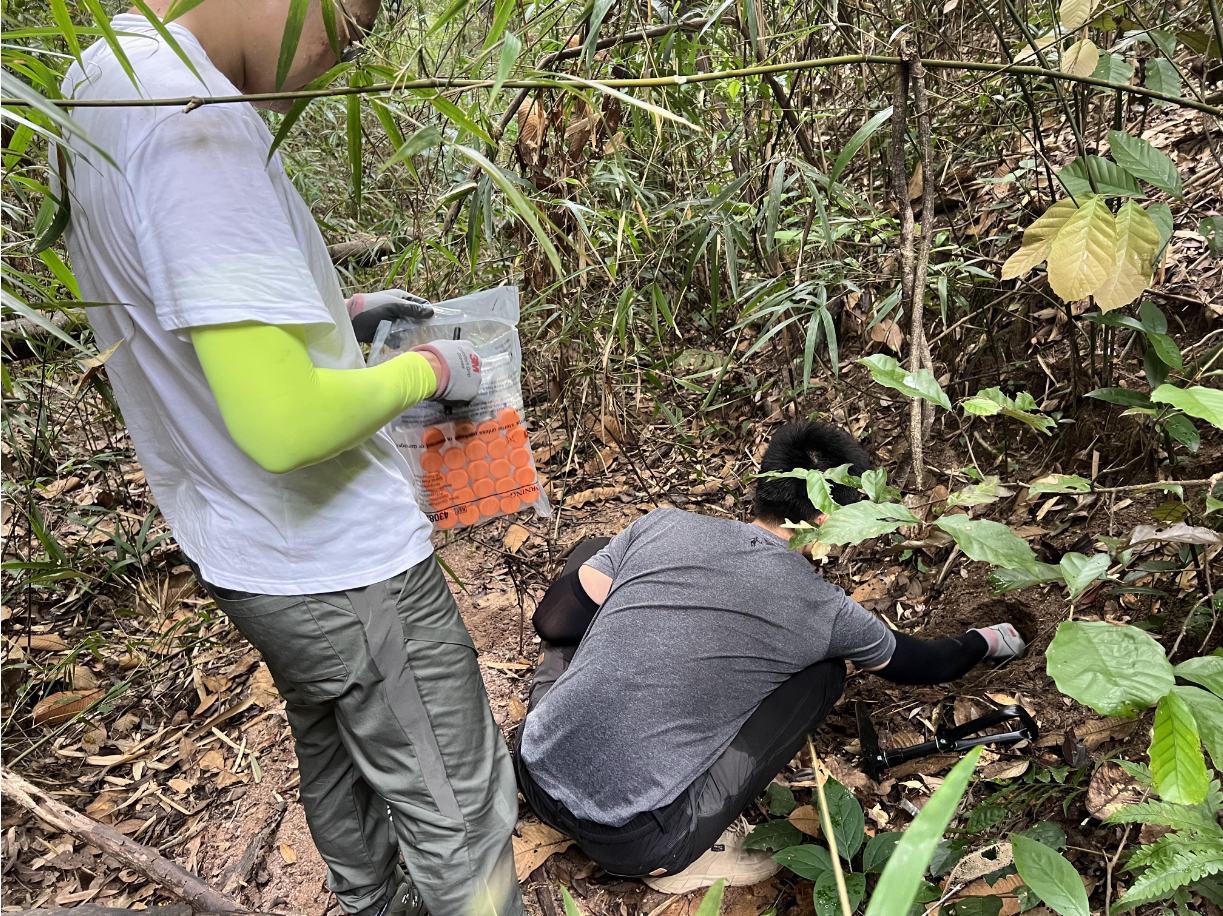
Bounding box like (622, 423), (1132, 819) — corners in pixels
(873, 630), (989, 685)
(532, 569), (601, 645)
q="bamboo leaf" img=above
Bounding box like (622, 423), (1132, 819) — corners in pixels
(320, 0), (342, 65)
(582, 0), (615, 68)
(80, 0), (139, 89)
(1047, 197), (1117, 301)
(1000, 197), (1081, 280)
(347, 73), (367, 216)
(417, 92), (494, 145)
(1094, 201), (1160, 312)
(382, 125), (442, 174)
(2, 75), (115, 167)
(766, 161), (785, 251)
(560, 76), (702, 133)
(129, 0), (206, 84)
(489, 31), (522, 105)
(483, 0), (516, 50)
(49, 0), (83, 69)
(427, 0), (471, 37)
(1, 291), (87, 353)
(830, 107), (893, 186)
(275, 0), (311, 91)
(1107, 130), (1183, 197)
(164, 0), (209, 21)
(1150, 689), (1209, 805)
(266, 63), (354, 162)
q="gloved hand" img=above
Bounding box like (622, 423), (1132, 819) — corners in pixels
(971, 623), (1026, 662)
(410, 340), (481, 403)
(347, 289), (434, 344)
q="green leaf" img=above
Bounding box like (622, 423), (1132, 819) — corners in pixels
(560, 887), (581, 916)
(1148, 202), (1174, 262)
(483, 0), (515, 49)
(1144, 58), (1180, 102)
(934, 514), (1040, 573)
(930, 838), (971, 877)
(865, 748), (984, 916)
(427, 0), (471, 36)
(1059, 552), (1110, 599)
(418, 92), (494, 145)
(165, 0), (209, 21)
(695, 879), (726, 916)
(1150, 689), (1209, 805)
(1089, 53), (1134, 89)
(766, 782), (797, 816)
(1164, 413), (1200, 453)
(862, 468), (899, 504)
(129, 0), (205, 84)
(807, 473), (836, 516)
(1095, 201), (1160, 313)
(582, 0), (615, 68)
(824, 779), (866, 860)
(946, 477), (1014, 509)
(1057, 157), (1143, 198)
(80, 0), (138, 89)
(346, 72), (367, 216)
(1012, 835), (1089, 916)
(1058, 0), (1095, 30)
(988, 563), (1064, 595)
(1045, 621), (1175, 717)
(1086, 387), (1153, 408)
(1173, 686), (1223, 769)
(858, 354), (952, 409)
(1202, 216), (1223, 255)
(743, 819), (803, 852)
(1105, 796), (1223, 836)
(49, 0), (83, 68)
(1028, 474), (1092, 495)
(1106, 131), (1182, 197)
(944, 898), (1002, 916)
(814, 871), (865, 916)
(863, 831), (903, 873)
(1150, 385), (1223, 431)
(488, 31), (521, 105)
(319, 0), (341, 64)
(830, 108), (893, 187)
(1015, 822), (1067, 850)
(816, 501), (921, 546)
(1175, 656), (1223, 696)
(275, 0), (310, 91)
(774, 844), (833, 880)
(382, 125), (441, 174)
(1114, 832), (1223, 911)
(1047, 196), (1117, 302)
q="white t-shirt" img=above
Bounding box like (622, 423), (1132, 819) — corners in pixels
(60, 16), (434, 595)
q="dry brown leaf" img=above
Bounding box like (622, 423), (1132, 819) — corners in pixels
(1075, 716), (1137, 750)
(279, 843), (297, 865)
(503, 524), (530, 554)
(946, 842), (1013, 886)
(507, 694), (527, 724)
(248, 663), (279, 708)
(954, 697), (984, 728)
(980, 757), (1030, 781)
(563, 486), (621, 509)
(516, 99), (546, 168)
(32, 690), (102, 726)
(24, 633), (69, 652)
(788, 804), (822, 837)
(85, 792), (122, 820)
(511, 822), (573, 882)
(908, 162), (923, 201)
(869, 319), (904, 353)
(168, 778), (193, 794)
(40, 476), (82, 500)
(217, 771), (247, 789)
(70, 666), (100, 690)
(1086, 760), (1145, 819)
(198, 749), (225, 773)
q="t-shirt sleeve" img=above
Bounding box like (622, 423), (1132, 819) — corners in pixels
(127, 106), (333, 335)
(583, 516), (643, 580)
(826, 595), (896, 668)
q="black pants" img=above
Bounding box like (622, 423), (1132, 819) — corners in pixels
(514, 539), (847, 878)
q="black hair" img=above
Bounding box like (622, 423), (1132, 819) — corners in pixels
(753, 420), (873, 523)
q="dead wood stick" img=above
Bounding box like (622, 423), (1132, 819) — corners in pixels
(1, 766), (247, 914)
(220, 798), (288, 897)
(910, 51), (937, 435)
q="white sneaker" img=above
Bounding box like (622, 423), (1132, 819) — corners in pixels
(643, 817), (781, 893)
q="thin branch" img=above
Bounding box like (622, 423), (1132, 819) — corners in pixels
(6, 56), (1219, 116)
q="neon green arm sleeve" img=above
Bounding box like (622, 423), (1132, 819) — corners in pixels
(191, 322), (437, 474)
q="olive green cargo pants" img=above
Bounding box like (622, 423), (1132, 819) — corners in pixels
(200, 555), (523, 916)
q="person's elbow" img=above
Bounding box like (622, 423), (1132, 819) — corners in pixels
(225, 422), (316, 474)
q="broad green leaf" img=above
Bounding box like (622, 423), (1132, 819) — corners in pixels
(130, 0), (205, 84)
(1150, 689), (1209, 805)
(1057, 156), (1142, 198)
(814, 871), (865, 916)
(807, 473), (835, 517)
(1000, 198), (1080, 280)
(823, 779), (865, 860)
(695, 879), (726, 916)
(1149, 29), (1177, 58)
(1150, 385), (1223, 431)
(862, 831), (903, 873)
(1174, 686), (1223, 768)
(1179, 29), (1222, 58)
(1015, 822), (1067, 850)
(865, 748), (983, 916)
(1061, 39), (1098, 77)
(1107, 131), (1182, 197)
(944, 896), (1003, 916)
(275, 0), (310, 91)
(1012, 835), (1089, 916)
(1046, 621), (1175, 717)
(1047, 196), (1117, 301)
(861, 468), (899, 504)
(774, 844), (833, 880)
(1175, 656), (1223, 696)
(1086, 386), (1152, 408)
(816, 501), (921, 545)
(488, 31), (521, 105)
(1163, 413), (1200, 453)
(1059, 552), (1110, 599)
(1094, 201), (1159, 312)
(934, 514), (1040, 573)
(744, 819), (803, 852)
(1089, 53), (1134, 88)
(1058, 0), (1095, 30)
(946, 477), (1013, 509)
(1145, 58), (1180, 101)
(830, 107), (893, 186)
(1028, 474), (1092, 495)
(766, 782), (797, 816)
(858, 354), (951, 409)
(1148, 201), (1174, 262)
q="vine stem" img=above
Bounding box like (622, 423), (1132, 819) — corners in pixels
(7, 56), (1220, 115)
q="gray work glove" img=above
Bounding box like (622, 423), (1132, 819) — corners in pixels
(348, 289), (434, 344)
(411, 340), (482, 402)
(971, 623), (1027, 662)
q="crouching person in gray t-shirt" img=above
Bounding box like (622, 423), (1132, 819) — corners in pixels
(514, 421), (1027, 894)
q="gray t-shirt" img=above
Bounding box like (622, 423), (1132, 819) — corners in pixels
(520, 507), (895, 826)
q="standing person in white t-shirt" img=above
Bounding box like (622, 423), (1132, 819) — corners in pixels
(59, 3), (523, 915)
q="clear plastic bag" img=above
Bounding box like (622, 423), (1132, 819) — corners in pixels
(371, 286), (552, 531)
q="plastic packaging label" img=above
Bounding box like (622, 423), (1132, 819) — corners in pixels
(372, 287), (553, 531)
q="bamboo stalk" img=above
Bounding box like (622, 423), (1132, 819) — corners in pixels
(6, 56), (1218, 115)
(808, 736), (853, 916)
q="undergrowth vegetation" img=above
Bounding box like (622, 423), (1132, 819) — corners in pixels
(3, 0), (1223, 913)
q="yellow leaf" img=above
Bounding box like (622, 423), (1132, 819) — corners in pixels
(511, 822), (573, 882)
(1059, 0), (1096, 31)
(1048, 197), (1117, 301)
(1062, 39), (1099, 77)
(279, 843), (297, 864)
(1094, 202), (1160, 312)
(1000, 197), (1080, 280)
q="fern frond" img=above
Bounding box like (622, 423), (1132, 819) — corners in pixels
(1105, 799), (1223, 837)
(1113, 838), (1223, 912)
